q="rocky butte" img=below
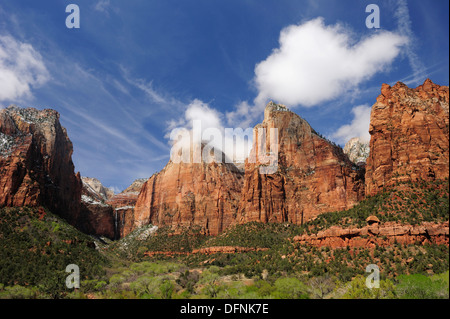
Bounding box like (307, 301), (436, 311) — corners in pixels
(365, 79), (449, 196)
(0, 106), (82, 227)
(82, 177), (115, 202)
(237, 102), (365, 225)
(0, 106), (117, 239)
(134, 145), (244, 236)
(343, 137), (370, 165)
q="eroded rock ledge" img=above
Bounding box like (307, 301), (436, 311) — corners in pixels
(293, 221), (449, 249)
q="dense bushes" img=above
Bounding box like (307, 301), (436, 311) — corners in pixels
(395, 272), (449, 299)
(0, 207), (109, 297)
(202, 222), (304, 248)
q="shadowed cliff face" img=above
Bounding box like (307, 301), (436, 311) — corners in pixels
(0, 106), (82, 227)
(365, 79), (449, 196)
(237, 102), (365, 225)
(106, 178), (147, 238)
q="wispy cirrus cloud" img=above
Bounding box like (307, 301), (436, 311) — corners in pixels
(0, 34), (50, 103)
(394, 0), (427, 85)
(94, 0), (111, 13)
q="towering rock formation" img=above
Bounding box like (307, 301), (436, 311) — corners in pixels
(237, 102), (365, 225)
(365, 79), (449, 196)
(134, 147), (244, 236)
(0, 106), (82, 226)
(0, 106), (119, 239)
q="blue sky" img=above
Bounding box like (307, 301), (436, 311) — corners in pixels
(0, 0), (448, 192)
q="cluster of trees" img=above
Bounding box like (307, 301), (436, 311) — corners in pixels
(0, 207), (109, 297)
(204, 222), (304, 249)
(108, 225), (209, 261)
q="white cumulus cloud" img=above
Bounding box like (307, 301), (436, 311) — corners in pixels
(331, 104), (372, 145)
(253, 17), (408, 108)
(0, 35), (49, 102)
(167, 99), (252, 164)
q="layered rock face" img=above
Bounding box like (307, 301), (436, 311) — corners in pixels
(134, 148), (244, 236)
(293, 221), (449, 249)
(237, 102), (365, 225)
(0, 106), (82, 225)
(121, 178), (147, 194)
(365, 79), (449, 196)
(107, 178), (147, 238)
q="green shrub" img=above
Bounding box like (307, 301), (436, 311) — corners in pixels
(342, 275), (396, 299)
(273, 277), (309, 299)
(0, 285), (38, 299)
(396, 273), (449, 299)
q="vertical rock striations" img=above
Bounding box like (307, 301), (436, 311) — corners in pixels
(0, 106), (82, 226)
(237, 102), (365, 225)
(365, 79), (449, 196)
(134, 147), (244, 236)
(106, 178), (148, 238)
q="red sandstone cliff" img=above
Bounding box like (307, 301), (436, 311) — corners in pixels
(0, 106), (82, 226)
(106, 178), (147, 238)
(0, 106), (119, 238)
(134, 147), (244, 236)
(237, 102), (365, 225)
(365, 79), (449, 196)
(293, 220), (449, 249)
(4, 78), (447, 241)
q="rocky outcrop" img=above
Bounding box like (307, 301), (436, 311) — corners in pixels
(0, 106), (118, 239)
(344, 137), (370, 164)
(106, 178), (147, 238)
(121, 178), (147, 194)
(80, 195), (115, 239)
(237, 102), (365, 225)
(143, 246), (269, 257)
(293, 221), (449, 248)
(80, 177), (115, 239)
(191, 246), (269, 254)
(134, 146), (244, 236)
(0, 106), (82, 226)
(365, 79), (449, 196)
